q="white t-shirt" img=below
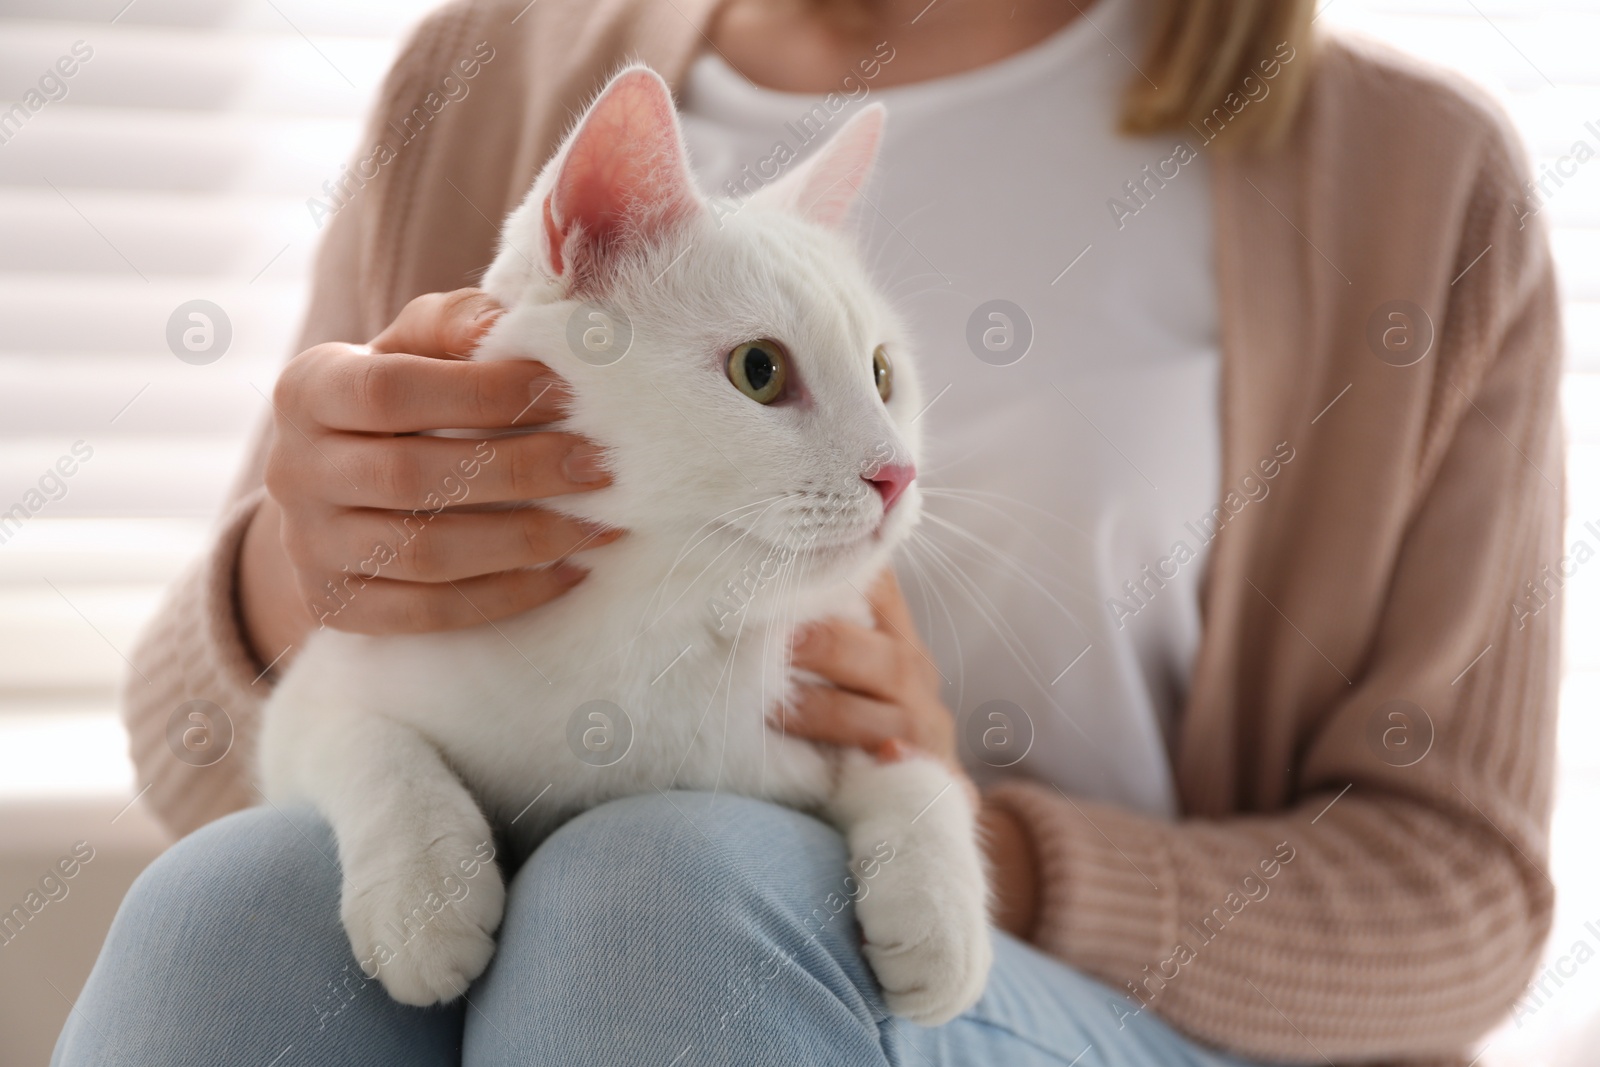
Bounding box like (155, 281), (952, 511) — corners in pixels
(679, 0), (1218, 818)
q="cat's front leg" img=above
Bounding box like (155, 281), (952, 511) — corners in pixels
(265, 707), (506, 1006)
(826, 749), (992, 1025)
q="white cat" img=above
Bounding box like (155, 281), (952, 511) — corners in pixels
(257, 65), (991, 1026)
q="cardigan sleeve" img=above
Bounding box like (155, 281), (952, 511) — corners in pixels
(986, 128), (1563, 1062)
(121, 484), (271, 838)
(116, 6), (456, 837)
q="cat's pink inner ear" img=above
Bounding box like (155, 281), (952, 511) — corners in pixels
(770, 104), (885, 229)
(544, 67), (700, 278)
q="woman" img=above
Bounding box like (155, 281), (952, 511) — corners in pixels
(54, 0), (1562, 1063)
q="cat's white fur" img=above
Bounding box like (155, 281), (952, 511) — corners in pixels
(257, 66), (991, 1025)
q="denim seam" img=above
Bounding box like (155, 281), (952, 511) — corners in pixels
(879, 1012), (1095, 1066)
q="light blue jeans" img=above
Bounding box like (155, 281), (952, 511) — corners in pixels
(53, 793), (1271, 1066)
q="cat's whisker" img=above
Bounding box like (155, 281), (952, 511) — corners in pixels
(920, 487), (1102, 611)
(871, 247), (957, 301)
(864, 219), (920, 283)
(918, 539), (1098, 703)
(904, 528), (1056, 696)
(635, 495), (790, 636)
(898, 547), (967, 711)
(607, 501), (785, 679)
(672, 548), (768, 789)
(718, 524), (815, 796)
(922, 485), (1095, 548)
(864, 237), (977, 313)
(904, 533), (1068, 742)
(863, 197), (944, 282)
(912, 447), (989, 480)
(756, 527), (798, 675)
(750, 550), (787, 790)
(888, 280), (961, 310)
(658, 493), (784, 577)
(753, 522), (810, 683)
(753, 524), (810, 791)
(903, 527), (1115, 763)
(637, 493), (786, 627)
(918, 509), (1095, 628)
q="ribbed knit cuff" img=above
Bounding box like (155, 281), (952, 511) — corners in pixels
(985, 780), (1177, 994)
(121, 488), (270, 839)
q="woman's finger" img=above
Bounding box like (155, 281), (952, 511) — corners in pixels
(309, 562), (588, 635)
(775, 683), (907, 751)
(790, 619), (918, 705)
(300, 431), (610, 509)
(279, 346), (571, 434)
(368, 288), (502, 360)
(315, 507), (623, 583)
(865, 567), (921, 648)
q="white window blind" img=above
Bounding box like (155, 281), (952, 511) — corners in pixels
(0, 0), (436, 794)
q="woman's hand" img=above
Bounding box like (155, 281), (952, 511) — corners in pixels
(239, 288), (621, 668)
(776, 568), (1040, 940)
(780, 569), (956, 767)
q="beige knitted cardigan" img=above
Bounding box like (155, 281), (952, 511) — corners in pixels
(120, 1), (1564, 1061)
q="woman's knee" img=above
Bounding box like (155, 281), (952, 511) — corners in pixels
(523, 793), (878, 974)
(531, 792), (846, 921)
(465, 793), (888, 1065)
(114, 804), (336, 944)
(60, 804), (465, 1067)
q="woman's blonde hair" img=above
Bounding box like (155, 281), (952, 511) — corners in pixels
(803, 0), (1318, 152)
(1120, 0), (1318, 151)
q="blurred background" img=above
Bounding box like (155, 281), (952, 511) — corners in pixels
(0, 0), (1594, 1063)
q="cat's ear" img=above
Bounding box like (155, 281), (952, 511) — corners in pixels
(484, 65), (701, 301)
(750, 103), (885, 229)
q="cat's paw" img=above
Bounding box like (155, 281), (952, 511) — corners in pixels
(856, 847), (992, 1025)
(340, 833), (506, 1006)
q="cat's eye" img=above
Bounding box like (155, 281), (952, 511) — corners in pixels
(872, 345), (893, 403)
(727, 339), (789, 404)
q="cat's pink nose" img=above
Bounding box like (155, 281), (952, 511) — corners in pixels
(864, 463), (915, 513)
